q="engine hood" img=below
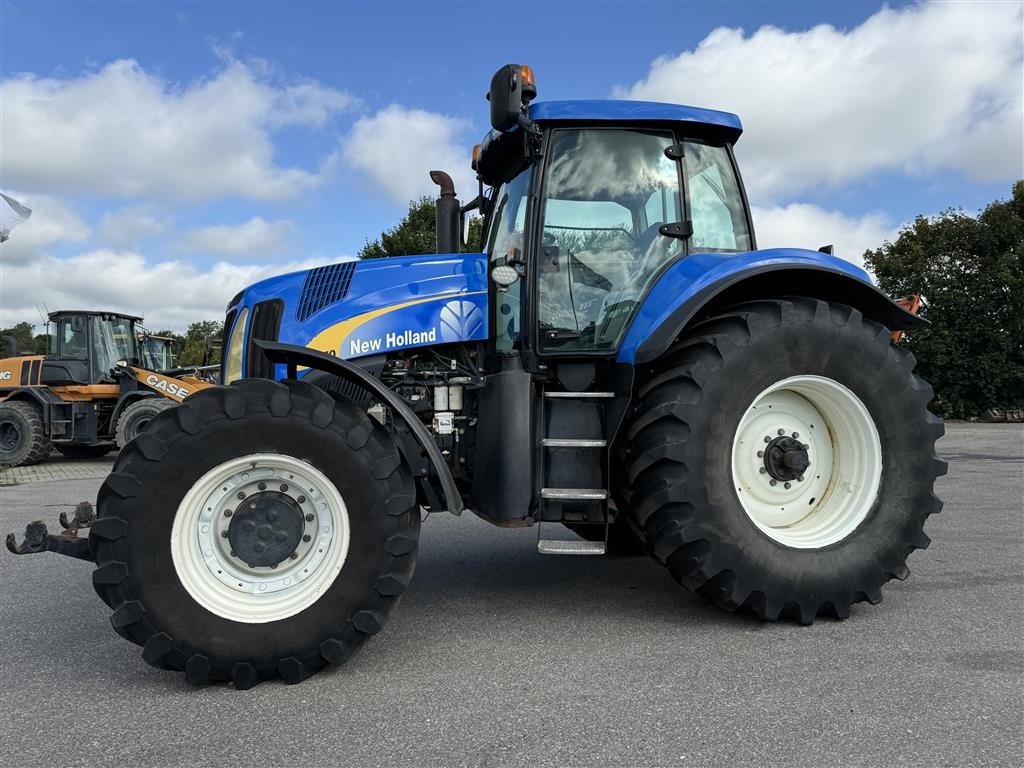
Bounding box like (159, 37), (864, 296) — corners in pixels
(233, 253), (489, 360)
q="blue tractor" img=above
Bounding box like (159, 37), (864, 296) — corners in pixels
(13, 65), (945, 687)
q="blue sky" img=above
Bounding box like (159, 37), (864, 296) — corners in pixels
(1, 0), (1021, 330)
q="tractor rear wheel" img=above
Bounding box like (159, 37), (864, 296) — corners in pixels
(0, 401), (50, 466)
(623, 298), (946, 623)
(56, 444), (114, 460)
(115, 397), (172, 448)
(91, 378), (419, 687)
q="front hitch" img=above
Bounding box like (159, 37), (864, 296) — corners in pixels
(5, 501), (96, 562)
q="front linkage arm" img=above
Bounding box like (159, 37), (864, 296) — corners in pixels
(5, 501), (95, 562)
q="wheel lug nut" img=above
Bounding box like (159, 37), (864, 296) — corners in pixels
(797, 475), (804, 482)
(224, 510), (233, 517)
(230, 550), (236, 557)
(303, 534), (311, 542)
(764, 436), (771, 443)
(250, 502), (256, 509)
(784, 482), (791, 489)
(280, 484), (288, 492)
(270, 563), (278, 569)
(757, 450), (764, 458)
(792, 432), (800, 439)
(221, 531), (228, 538)
(305, 514), (314, 522)
(297, 495), (306, 504)
(236, 491), (245, 500)
(777, 429), (785, 436)
(759, 467), (767, 474)
(290, 552), (298, 560)
(258, 482), (267, 491)
(769, 479), (778, 486)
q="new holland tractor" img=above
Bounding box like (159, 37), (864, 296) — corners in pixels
(6, 65), (945, 687)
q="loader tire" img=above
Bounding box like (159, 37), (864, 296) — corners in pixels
(56, 444), (114, 460)
(622, 298), (946, 624)
(91, 378), (419, 687)
(115, 397), (172, 448)
(0, 401), (50, 466)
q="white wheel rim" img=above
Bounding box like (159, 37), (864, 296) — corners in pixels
(170, 453), (350, 623)
(731, 375), (882, 549)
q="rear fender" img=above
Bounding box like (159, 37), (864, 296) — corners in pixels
(620, 249), (924, 365)
(254, 341), (463, 515)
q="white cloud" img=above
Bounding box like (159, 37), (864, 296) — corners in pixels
(98, 206), (170, 248)
(0, 249), (335, 332)
(178, 216), (293, 256)
(342, 104), (474, 204)
(1, 58), (356, 202)
(0, 193), (89, 263)
(752, 203), (898, 269)
(618, 1), (1023, 202)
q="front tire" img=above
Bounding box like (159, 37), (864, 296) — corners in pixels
(623, 299), (946, 623)
(91, 379), (419, 687)
(115, 397), (172, 448)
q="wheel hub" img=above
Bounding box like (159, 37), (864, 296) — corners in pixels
(0, 421), (20, 451)
(763, 435), (809, 481)
(227, 491), (303, 567)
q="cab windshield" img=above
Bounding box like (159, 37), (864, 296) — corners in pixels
(92, 316), (136, 373)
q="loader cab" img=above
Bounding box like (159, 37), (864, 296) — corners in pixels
(47, 311), (142, 385)
(477, 66), (754, 362)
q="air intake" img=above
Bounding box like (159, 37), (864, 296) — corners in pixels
(296, 262), (357, 321)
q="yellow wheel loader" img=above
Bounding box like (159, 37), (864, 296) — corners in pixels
(0, 311), (215, 466)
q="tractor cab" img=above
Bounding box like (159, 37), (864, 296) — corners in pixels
(45, 311), (142, 385)
(139, 332), (176, 372)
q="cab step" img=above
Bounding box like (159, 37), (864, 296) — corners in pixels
(540, 488), (608, 500)
(541, 438), (607, 448)
(537, 539), (606, 555)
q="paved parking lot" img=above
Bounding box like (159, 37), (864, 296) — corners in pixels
(1, 423), (1021, 768)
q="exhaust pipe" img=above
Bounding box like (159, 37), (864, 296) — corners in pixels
(430, 170), (460, 255)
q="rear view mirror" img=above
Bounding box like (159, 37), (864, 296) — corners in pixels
(488, 64), (536, 132)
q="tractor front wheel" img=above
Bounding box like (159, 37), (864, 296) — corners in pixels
(91, 379), (419, 687)
(0, 401), (50, 466)
(623, 298), (946, 623)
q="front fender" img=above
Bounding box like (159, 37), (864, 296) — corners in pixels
(619, 248), (923, 365)
(254, 341), (463, 515)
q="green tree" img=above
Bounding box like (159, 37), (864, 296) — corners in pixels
(865, 181), (1024, 419)
(0, 321), (36, 355)
(359, 196), (485, 259)
(179, 320), (223, 366)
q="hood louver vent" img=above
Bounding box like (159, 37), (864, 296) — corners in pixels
(296, 262), (357, 321)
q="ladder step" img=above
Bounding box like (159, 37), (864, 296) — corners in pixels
(544, 391), (615, 399)
(540, 488), (608, 500)
(537, 539), (606, 555)
(541, 438), (607, 448)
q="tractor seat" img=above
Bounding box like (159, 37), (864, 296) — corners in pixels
(41, 359), (91, 386)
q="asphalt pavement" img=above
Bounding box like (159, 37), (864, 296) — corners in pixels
(1, 423), (1021, 768)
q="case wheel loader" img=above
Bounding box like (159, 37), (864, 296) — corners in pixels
(6, 65), (945, 688)
(0, 310), (214, 466)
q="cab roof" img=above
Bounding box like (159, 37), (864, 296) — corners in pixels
(529, 99), (743, 142)
(48, 310), (143, 322)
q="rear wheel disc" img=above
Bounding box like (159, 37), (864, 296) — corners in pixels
(171, 453), (351, 624)
(731, 375), (881, 549)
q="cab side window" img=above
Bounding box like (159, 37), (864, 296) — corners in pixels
(685, 141), (752, 253)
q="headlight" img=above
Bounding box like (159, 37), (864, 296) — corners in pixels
(223, 307), (248, 383)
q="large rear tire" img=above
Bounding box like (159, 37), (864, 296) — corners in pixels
(91, 379), (419, 687)
(622, 299), (946, 623)
(0, 401), (50, 466)
(115, 397), (172, 448)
